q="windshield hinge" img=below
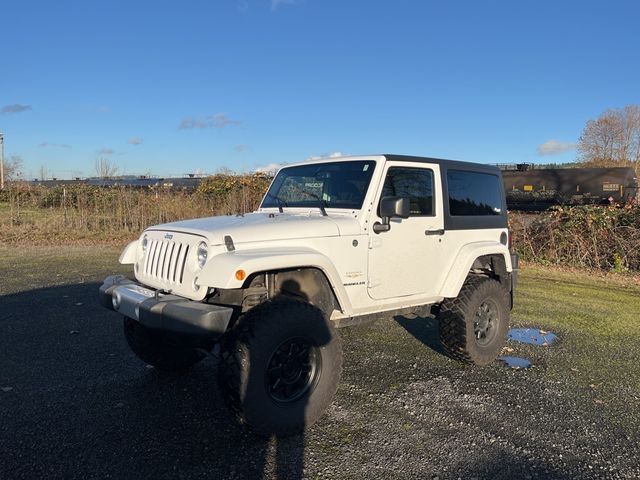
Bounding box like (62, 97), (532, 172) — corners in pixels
(224, 235), (235, 252)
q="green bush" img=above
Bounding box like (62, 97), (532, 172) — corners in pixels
(510, 205), (640, 271)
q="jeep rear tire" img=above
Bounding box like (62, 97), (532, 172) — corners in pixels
(123, 317), (206, 371)
(219, 299), (342, 437)
(438, 276), (509, 366)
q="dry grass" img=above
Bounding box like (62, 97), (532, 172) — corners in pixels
(0, 175), (269, 246)
(3, 182), (640, 274)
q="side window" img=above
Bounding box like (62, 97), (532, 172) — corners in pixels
(380, 167), (434, 216)
(447, 170), (502, 215)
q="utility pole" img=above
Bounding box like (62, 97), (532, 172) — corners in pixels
(0, 132), (4, 189)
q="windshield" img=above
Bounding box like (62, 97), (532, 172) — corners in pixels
(261, 160), (376, 210)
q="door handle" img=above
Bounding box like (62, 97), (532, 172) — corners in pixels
(425, 229), (445, 236)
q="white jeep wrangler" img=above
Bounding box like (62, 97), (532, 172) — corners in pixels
(100, 154), (518, 436)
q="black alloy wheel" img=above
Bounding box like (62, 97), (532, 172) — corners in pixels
(219, 299), (343, 436)
(266, 337), (321, 403)
(473, 299), (500, 346)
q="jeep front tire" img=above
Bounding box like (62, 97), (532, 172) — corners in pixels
(219, 299), (342, 437)
(438, 276), (510, 366)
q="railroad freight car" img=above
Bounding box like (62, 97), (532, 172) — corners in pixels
(502, 166), (638, 210)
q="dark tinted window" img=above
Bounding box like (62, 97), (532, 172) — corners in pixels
(447, 170), (502, 216)
(380, 167), (434, 216)
(262, 161), (376, 209)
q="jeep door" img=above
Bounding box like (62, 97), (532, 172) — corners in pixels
(367, 162), (447, 300)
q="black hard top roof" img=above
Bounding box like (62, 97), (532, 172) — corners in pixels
(381, 154), (502, 174)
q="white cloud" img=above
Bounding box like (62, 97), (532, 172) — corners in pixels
(256, 152), (346, 174)
(96, 148), (115, 156)
(537, 139), (576, 156)
(178, 113), (240, 130)
(234, 144), (249, 152)
(307, 151), (347, 161)
(255, 163), (282, 174)
(271, 0), (297, 10)
(128, 137), (143, 145)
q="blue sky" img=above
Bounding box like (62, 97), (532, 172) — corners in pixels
(1, 0), (639, 179)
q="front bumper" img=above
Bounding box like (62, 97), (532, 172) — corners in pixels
(99, 275), (233, 339)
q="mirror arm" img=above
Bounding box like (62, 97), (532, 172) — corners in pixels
(373, 216), (391, 234)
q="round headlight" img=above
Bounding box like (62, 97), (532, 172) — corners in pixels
(196, 241), (208, 268)
(141, 235), (148, 252)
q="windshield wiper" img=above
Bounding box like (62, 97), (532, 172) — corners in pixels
(268, 187), (328, 216)
(301, 191), (328, 216)
(264, 192), (287, 213)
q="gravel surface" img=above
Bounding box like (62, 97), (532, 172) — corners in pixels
(1, 248), (639, 479)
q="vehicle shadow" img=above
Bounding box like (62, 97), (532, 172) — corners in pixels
(0, 282), (306, 479)
(393, 313), (447, 356)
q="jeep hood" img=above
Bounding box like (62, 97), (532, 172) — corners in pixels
(146, 212), (361, 245)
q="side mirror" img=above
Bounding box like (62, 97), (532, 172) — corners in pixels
(379, 196), (410, 219)
(373, 196), (410, 233)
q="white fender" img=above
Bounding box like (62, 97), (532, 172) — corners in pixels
(197, 246), (353, 314)
(119, 240), (139, 265)
(439, 241), (512, 298)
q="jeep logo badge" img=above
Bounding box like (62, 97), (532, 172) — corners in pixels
(164, 233), (173, 240)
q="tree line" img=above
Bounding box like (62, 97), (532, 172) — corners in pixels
(3, 104), (640, 183)
(578, 105), (640, 173)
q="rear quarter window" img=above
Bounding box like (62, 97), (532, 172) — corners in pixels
(447, 170), (503, 216)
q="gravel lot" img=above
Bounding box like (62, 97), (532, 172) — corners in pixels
(1, 247), (639, 479)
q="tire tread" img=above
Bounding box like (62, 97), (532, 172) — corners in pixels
(438, 276), (509, 365)
(219, 299), (342, 436)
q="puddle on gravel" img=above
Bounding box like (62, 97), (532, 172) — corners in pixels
(498, 328), (556, 370)
(498, 356), (532, 369)
(508, 328), (557, 346)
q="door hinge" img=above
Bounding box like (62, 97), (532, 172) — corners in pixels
(368, 237), (383, 249)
